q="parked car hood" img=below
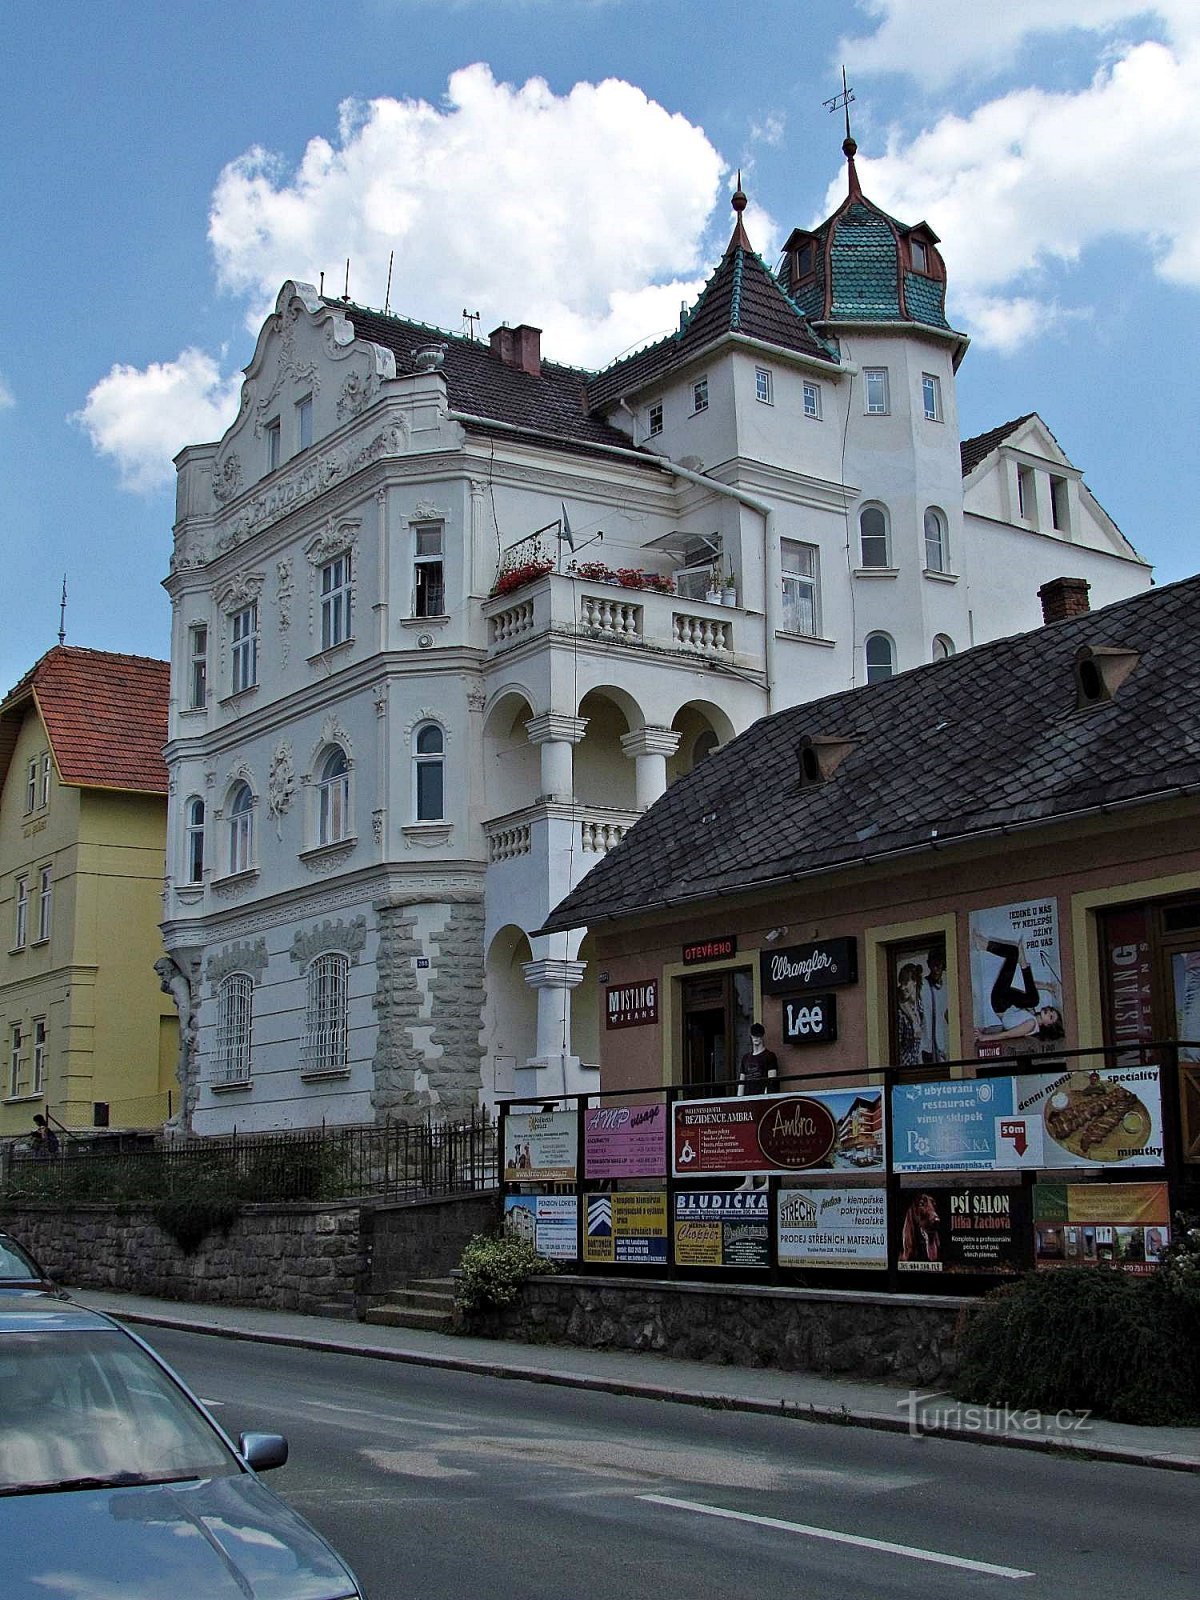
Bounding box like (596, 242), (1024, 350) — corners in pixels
(0, 1472), (359, 1600)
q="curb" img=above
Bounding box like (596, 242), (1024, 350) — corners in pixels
(103, 1306), (1200, 1477)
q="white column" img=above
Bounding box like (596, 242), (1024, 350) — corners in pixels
(525, 712), (588, 802)
(620, 725), (681, 811)
(518, 956), (589, 1098)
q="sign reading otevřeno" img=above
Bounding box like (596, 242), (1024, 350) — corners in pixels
(583, 1102), (667, 1178)
(503, 1110), (578, 1182)
(760, 937), (858, 995)
(673, 1089), (885, 1177)
(890, 1066), (1164, 1173)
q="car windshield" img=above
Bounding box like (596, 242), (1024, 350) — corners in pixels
(0, 1239), (42, 1282)
(0, 1329), (238, 1493)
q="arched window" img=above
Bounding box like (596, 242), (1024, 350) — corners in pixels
(185, 797), (205, 884)
(859, 505), (890, 568)
(933, 634), (955, 662)
(865, 633), (896, 684)
(216, 973), (253, 1083)
(924, 507), (949, 573)
(228, 782), (254, 875)
(303, 953), (350, 1075)
(317, 748), (350, 845)
(414, 723), (445, 821)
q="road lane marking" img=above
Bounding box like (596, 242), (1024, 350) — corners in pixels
(640, 1495), (1035, 1580)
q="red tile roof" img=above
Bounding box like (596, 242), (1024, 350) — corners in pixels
(0, 647), (169, 795)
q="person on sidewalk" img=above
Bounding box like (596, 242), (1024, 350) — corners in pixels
(737, 1024), (780, 1095)
(31, 1115), (59, 1159)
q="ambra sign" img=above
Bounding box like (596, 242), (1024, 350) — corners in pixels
(672, 1089), (885, 1176)
(760, 937), (857, 994)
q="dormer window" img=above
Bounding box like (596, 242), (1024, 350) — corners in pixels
(1074, 645), (1139, 711)
(794, 240), (817, 282)
(910, 239), (928, 274)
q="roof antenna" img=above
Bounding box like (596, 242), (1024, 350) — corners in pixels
(58, 574), (67, 646)
(342, 258), (351, 301)
(319, 270), (325, 296)
(462, 308), (480, 341)
(384, 250), (394, 315)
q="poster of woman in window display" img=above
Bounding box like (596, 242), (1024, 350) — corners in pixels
(891, 943), (950, 1065)
(969, 900), (1066, 1058)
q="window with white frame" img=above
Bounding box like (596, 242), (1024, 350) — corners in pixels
(265, 418), (281, 473)
(231, 604), (258, 694)
(188, 625), (208, 710)
(8, 1024), (21, 1098)
(1050, 475), (1070, 532)
(933, 634), (955, 661)
(692, 377), (709, 414)
(185, 796), (205, 884)
(14, 877), (28, 949)
(1017, 464), (1035, 521)
(36, 866), (51, 943)
(320, 552), (353, 650)
(39, 752), (51, 809)
(228, 782), (254, 875)
(858, 505), (891, 568)
(215, 973), (253, 1083)
(414, 723), (445, 821)
(32, 1018), (46, 1095)
(922, 373), (943, 422)
(923, 507), (949, 573)
(25, 759), (37, 814)
(865, 633), (896, 683)
(302, 953), (350, 1075)
(317, 748), (350, 845)
(296, 394), (313, 453)
(755, 367), (773, 405)
(803, 381), (822, 420)
(864, 368), (890, 414)
(413, 524), (445, 618)
(648, 402), (663, 437)
(781, 540), (820, 637)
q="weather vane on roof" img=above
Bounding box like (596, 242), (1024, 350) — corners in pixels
(823, 65), (855, 143)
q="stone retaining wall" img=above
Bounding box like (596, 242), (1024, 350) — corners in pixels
(480, 1274), (971, 1385)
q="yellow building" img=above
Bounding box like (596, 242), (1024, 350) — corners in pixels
(0, 647), (175, 1137)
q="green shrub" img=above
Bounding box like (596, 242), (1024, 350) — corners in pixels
(455, 1230), (552, 1320)
(152, 1191), (242, 1256)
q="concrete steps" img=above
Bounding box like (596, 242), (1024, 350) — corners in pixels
(364, 1276), (458, 1331)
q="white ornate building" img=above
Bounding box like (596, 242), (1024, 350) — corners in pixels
(161, 153), (1149, 1131)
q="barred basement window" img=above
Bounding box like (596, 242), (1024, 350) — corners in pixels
(303, 953), (350, 1075)
(216, 973), (253, 1083)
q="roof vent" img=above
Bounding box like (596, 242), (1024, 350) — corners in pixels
(1074, 644), (1139, 710)
(413, 343), (447, 372)
(797, 735), (855, 788)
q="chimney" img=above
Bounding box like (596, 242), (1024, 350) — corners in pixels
(1038, 576), (1090, 625)
(489, 322), (542, 377)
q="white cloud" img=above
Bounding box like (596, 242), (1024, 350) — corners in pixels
(73, 349), (242, 494)
(0, 372), (14, 410)
(825, 33), (1200, 349)
(208, 64), (728, 368)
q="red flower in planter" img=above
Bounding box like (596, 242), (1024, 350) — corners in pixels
(492, 558), (554, 597)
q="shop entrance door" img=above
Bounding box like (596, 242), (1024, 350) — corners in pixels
(680, 969), (755, 1093)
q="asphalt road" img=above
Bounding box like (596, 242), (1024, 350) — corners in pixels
(147, 1327), (1197, 1600)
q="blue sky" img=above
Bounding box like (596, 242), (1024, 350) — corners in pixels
(3, 0), (1198, 690)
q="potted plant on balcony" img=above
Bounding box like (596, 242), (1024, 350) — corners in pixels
(491, 557), (555, 598)
(722, 565), (737, 606)
(705, 564), (722, 605)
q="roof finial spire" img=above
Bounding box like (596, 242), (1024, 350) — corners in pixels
(824, 66), (861, 201)
(728, 168), (752, 252)
(58, 574), (67, 647)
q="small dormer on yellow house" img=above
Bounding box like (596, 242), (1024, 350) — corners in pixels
(0, 647), (175, 1138)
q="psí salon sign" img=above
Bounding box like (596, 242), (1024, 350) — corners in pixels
(760, 937), (858, 994)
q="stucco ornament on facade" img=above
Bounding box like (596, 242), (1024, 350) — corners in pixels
(212, 452), (244, 506)
(337, 366), (376, 420)
(214, 570), (265, 613)
(289, 916), (368, 967)
(206, 938), (269, 990)
(268, 742), (296, 837)
(255, 302), (321, 433)
(276, 558), (294, 662)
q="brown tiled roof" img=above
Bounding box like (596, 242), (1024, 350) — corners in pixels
(960, 414), (1034, 477)
(0, 648), (169, 796)
(586, 242), (839, 411)
(542, 573), (1198, 933)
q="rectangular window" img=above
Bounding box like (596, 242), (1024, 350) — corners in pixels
(186, 799), (205, 885)
(1050, 475), (1069, 532)
(781, 541), (819, 637)
(303, 955), (350, 1075)
(922, 373), (942, 422)
(25, 759), (37, 814)
(910, 238), (928, 274)
(231, 605), (258, 694)
(39, 753), (51, 809)
(216, 975), (253, 1084)
(36, 867), (51, 944)
(648, 402), (663, 437)
(413, 524), (446, 617)
(320, 553), (353, 650)
(32, 1018), (46, 1096)
(864, 368), (890, 415)
(8, 1025), (20, 1098)
(265, 418), (281, 473)
(803, 381), (822, 420)
(296, 395), (313, 452)
(14, 877), (28, 949)
(692, 377), (709, 414)
(188, 624), (208, 710)
(1017, 464), (1036, 521)
(755, 367), (772, 405)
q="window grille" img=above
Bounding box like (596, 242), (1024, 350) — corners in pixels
(216, 973), (253, 1083)
(303, 953), (350, 1074)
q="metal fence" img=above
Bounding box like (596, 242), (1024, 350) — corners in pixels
(2, 1112), (499, 1206)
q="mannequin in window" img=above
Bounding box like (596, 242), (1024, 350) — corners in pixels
(737, 1023), (779, 1096)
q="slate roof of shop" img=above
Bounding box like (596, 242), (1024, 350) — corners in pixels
(542, 574), (1197, 933)
(0, 648), (169, 797)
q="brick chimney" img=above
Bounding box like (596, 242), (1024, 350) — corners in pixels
(489, 323), (542, 377)
(1038, 576), (1090, 625)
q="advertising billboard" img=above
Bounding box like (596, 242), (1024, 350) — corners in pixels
(673, 1089), (885, 1178)
(673, 1190), (769, 1268)
(503, 1195), (578, 1260)
(777, 1186), (887, 1270)
(1033, 1182), (1170, 1276)
(895, 1183), (1032, 1275)
(969, 899), (1065, 1059)
(583, 1193), (669, 1265)
(583, 1103), (667, 1178)
(503, 1110), (578, 1182)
